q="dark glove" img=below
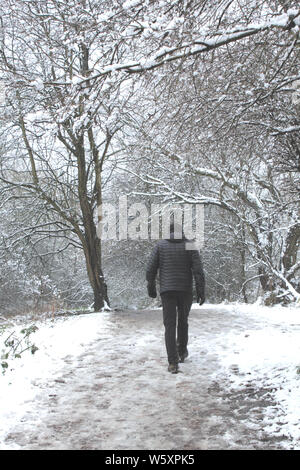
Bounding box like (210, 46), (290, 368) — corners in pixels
(197, 294), (205, 305)
(147, 282), (157, 298)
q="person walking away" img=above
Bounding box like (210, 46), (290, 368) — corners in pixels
(146, 222), (205, 374)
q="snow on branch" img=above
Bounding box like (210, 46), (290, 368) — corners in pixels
(272, 268), (300, 302)
(241, 121), (300, 136)
(271, 125), (300, 136)
(75, 9), (300, 83)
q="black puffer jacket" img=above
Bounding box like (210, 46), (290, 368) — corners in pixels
(146, 233), (205, 298)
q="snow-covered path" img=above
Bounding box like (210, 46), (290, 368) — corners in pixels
(1, 304), (300, 450)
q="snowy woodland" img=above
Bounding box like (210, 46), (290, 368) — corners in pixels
(0, 0), (299, 313)
(1, 0), (300, 453)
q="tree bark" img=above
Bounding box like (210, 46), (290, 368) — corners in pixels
(282, 223), (300, 275)
(76, 132), (109, 311)
(82, 230), (109, 311)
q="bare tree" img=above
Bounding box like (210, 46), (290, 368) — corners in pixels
(119, 14), (300, 304)
(0, 0), (299, 310)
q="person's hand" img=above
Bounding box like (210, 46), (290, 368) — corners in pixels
(197, 294), (205, 305)
(147, 282), (157, 298)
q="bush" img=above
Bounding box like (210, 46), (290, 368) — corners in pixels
(0, 324), (39, 374)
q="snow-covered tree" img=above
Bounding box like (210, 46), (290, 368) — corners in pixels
(117, 5), (300, 304)
(0, 0), (299, 310)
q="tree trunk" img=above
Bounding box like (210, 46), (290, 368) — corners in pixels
(282, 223), (300, 275)
(82, 234), (109, 311)
(258, 223), (300, 305)
(240, 224), (248, 303)
(77, 144), (109, 311)
(258, 266), (278, 305)
(76, 42), (110, 312)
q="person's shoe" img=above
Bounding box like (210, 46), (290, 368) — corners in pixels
(168, 363), (178, 374)
(178, 349), (188, 363)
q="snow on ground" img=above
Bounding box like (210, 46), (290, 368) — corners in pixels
(0, 303), (299, 450)
(212, 302), (300, 444)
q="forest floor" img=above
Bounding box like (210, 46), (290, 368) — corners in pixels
(0, 303), (300, 450)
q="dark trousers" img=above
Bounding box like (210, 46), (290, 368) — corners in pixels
(161, 291), (193, 364)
